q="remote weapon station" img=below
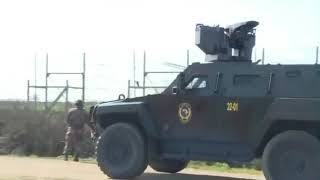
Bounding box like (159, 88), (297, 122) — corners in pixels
(91, 21), (320, 180)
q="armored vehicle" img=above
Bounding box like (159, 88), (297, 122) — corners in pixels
(91, 21), (320, 180)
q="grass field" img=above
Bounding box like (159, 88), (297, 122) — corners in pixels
(188, 161), (261, 175)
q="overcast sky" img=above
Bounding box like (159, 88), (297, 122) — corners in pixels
(0, 0), (319, 102)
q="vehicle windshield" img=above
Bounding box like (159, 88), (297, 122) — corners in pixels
(186, 76), (208, 89)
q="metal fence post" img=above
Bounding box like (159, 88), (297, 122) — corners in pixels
(82, 53), (86, 102)
(262, 48), (265, 65)
(27, 80), (30, 102)
(142, 51), (146, 96)
(316, 46), (319, 64)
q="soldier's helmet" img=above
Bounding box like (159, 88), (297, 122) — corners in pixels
(75, 100), (84, 108)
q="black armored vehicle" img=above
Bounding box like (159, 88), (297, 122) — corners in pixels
(91, 21), (320, 180)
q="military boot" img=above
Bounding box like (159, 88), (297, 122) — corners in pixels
(73, 152), (79, 162)
(64, 153), (68, 161)
(73, 156), (79, 162)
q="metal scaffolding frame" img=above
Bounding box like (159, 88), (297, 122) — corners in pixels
(128, 50), (189, 98)
(27, 53), (86, 111)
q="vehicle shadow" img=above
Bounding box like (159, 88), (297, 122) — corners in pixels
(132, 172), (258, 180)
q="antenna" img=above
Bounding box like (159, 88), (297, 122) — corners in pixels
(163, 62), (186, 70)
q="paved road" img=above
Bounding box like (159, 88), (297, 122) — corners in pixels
(0, 156), (264, 180)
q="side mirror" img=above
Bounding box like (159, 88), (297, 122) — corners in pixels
(118, 94), (126, 100)
(172, 87), (178, 94)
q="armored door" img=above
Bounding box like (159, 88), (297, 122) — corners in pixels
(147, 74), (215, 139)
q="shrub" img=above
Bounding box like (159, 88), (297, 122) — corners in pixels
(0, 102), (95, 157)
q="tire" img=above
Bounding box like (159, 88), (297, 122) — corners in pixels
(262, 130), (320, 180)
(96, 123), (148, 179)
(149, 159), (188, 173)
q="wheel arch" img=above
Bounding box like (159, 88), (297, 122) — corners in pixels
(99, 112), (148, 137)
(255, 119), (320, 157)
(95, 102), (160, 138)
(255, 98), (320, 157)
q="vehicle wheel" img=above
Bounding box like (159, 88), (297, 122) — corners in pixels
(149, 159), (188, 173)
(262, 130), (320, 180)
(96, 123), (148, 179)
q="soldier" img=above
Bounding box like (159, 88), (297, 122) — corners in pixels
(63, 99), (90, 161)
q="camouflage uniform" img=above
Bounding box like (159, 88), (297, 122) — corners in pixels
(63, 101), (89, 161)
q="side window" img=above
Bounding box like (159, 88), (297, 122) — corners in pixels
(185, 76), (208, 89)
(233, 74), (261, 86)
(229, 73), (267, 97)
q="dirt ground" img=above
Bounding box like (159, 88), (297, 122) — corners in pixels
(0, 156), (265, 180)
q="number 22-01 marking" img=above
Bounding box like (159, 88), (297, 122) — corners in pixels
(227, 102), (239, 112)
